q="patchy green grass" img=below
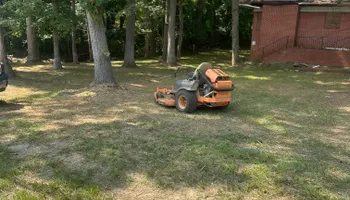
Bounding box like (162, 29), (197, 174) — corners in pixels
(0, 50), (349, 199)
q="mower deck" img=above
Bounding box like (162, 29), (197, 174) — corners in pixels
(154, 88), (176, 106)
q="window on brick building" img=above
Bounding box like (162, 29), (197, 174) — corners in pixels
(324, 13), (342, 29)
(256, 12), (262, 30)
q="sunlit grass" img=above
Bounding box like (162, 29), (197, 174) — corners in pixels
(0, 50), (349, 199)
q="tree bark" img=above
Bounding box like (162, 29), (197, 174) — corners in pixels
(71, 0), (79, 64)
(86, 17), (93, 62)
(87, 10), (116, 85)
(150, 27), (156, 57)
(144, 5), (151, 58)
(177, 0), (184, 59)
(144, 4), (156, 58)
(52, 0), (62, 69)
(232, 0), (239, 66)
(161, 0), (169, 62)
(106, 11), (116, 30)
(211, 0), (217, 47)
(26, 16), (39, 64)
(166, 0), (176, 66)
(123, 0), (138, 68)
(119, 15), (125, 29)
(0, 27), (14, 78)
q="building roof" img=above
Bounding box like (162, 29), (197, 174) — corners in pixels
(239, 0), (350, 4)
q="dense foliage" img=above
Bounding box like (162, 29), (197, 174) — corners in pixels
(1, 0), (252, 61)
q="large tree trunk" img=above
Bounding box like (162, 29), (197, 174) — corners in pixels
(119, 15), (125, 29)
(86, 17), (93, 62)
(144, 5), (156, 58)
(231, 0), (239, 66)
(106, 11), (116, 30)
(194, 0), (205, 53)
(166, 0), (176, 66)
(26, 16), (39, 64)
(87, 10), (115, 85)
(211, 0), (217, 47)
(144, 5), (151, 58)
(52, 0), (62, 69)
(0, 27), (14, 78)
(161, 0), (169, 62)
(123, 0), (138, 68)
(71, 0), (79, 64)
(177, 0), (184, 59)
(150, 27), (156, 57)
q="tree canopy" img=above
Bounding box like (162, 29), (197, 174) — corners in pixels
(0, 0), (253, 82)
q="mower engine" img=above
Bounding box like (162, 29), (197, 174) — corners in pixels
(154, 63), (234, 113)
(197, 68), (233, 107)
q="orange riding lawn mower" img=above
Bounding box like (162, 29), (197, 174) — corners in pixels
(154, 63), (235, 113)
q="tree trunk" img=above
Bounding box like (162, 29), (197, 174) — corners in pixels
(122, 0), (138, 68)
(52, 30), (62, 69)
(150, 27), (156, 57)
(67, 37), (71, 58)
(166, 0), (176, 66)
(144, 5), (156, 58)
(0, 27), (14, 78)
(26, 16), (39, 64)
(144, 5), (151, 58)
(106, 12), (116, 30)
(211, 0), (217, 47)
(177, 0), (184, 59)
(71, 0), (79, 64)
(161, 0), (169, 62)
(52, 0), (62, 69)
(232, 0), (239, 66)
(195, 0), (205, 53)
(86, 17), (93, 62)
(87, 10), (116, 85)
(119, 15), (125, 29)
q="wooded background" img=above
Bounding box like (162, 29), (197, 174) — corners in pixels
(0, 0), (251, 83)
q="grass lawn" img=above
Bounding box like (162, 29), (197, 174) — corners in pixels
(0, 50), (349, 199)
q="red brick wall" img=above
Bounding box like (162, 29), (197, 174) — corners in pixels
(260, 5), (299, 47)
(251, 5), (299, 59)
(298, 12), (350, 37)
(250, 5), (350, 66)
(296, 12), (350, 49)
(251, 11), (261, 52)
(264, 48), (350, 67)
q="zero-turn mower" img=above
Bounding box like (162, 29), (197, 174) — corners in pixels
(154, 62), (234, 113)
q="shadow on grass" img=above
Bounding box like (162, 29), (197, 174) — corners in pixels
(0, 50), (349, 199)
(1, 98), (349, 199)
(0, 118), (275, 198)
(0, 100), (24, 112)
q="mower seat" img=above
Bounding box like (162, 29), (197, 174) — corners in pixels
(0, 73), (8, 81)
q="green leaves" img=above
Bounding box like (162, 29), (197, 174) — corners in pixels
(80, 0), (112, 12)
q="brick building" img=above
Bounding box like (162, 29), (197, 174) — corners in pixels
(240, 0), (350, 67)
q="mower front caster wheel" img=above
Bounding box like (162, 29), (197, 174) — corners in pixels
(175, 90), (197, 113)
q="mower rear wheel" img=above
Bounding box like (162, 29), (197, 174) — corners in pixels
(175, 90), (197, 113)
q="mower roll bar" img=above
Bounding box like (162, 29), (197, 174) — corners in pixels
(198, 70), (235, 92)
(174, 66), (180, 78)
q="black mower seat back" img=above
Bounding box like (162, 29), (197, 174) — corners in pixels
(0, 63), (8, 92)
(0, 73), (8, 92)
(0, 73), (8, 81)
